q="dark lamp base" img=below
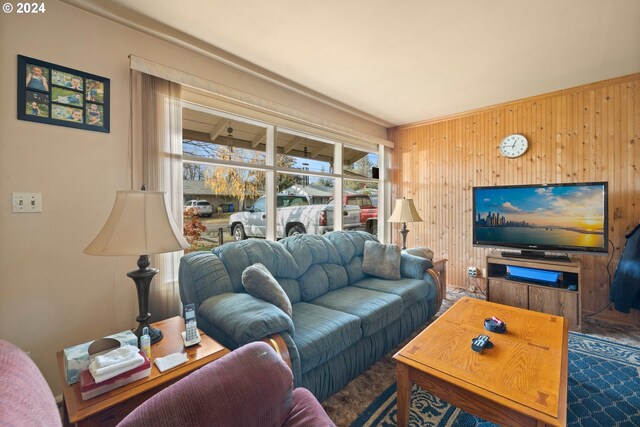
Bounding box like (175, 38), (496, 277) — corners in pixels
(400, 222), (410, 250)
(127, 254), (164, 345)
(134, 323), (163, 344)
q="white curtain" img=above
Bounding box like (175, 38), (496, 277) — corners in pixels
(133, 72), (184, 321)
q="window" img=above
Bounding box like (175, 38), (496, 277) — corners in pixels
(181, 103), (382, 249)
(278, 196), (309, 207)
(252, 197), (265, 212)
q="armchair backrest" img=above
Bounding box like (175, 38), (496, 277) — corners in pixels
(0, 340), (61, 427)
(118, 342), (295, 427)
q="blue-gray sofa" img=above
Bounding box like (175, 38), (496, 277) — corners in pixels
(178, 231), (442, 401)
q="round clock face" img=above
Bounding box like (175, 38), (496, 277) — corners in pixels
(499, 134), (528, 158)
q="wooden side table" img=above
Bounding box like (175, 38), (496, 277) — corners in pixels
(431, 258), (447, 293)
(58, 316), (229, 426)
(424, 258), (447, 313)
(431, 258), (447, 311)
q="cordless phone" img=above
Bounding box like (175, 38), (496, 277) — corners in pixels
(181, 303), (201, 347)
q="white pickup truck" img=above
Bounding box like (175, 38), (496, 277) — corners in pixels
(229, 195), (361, 240)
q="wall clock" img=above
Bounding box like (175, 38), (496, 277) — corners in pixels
(499, 134), (528, 158)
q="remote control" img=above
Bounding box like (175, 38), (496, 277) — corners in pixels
(471, 334), (494, 353)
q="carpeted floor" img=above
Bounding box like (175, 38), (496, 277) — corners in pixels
(321, 288), (640, 427)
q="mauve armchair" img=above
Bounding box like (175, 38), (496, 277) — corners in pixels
(0, 339), (334, 427)
(118, 341), (335, 427)
(0, 339), (62, 427)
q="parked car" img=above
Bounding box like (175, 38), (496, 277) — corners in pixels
(184, 200), (213, 217)
(330, 194), (378, 235)
(229, 194), (361, 240)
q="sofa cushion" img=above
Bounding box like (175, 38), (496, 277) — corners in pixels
(310, 287), (404, 337)
(362, 241), (401, 280)
(242, 263), (292, 318)
(353, 277), (430, 307)
(291, 302), (362, 374)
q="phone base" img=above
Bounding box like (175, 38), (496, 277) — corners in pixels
(181, 331), (202, 348)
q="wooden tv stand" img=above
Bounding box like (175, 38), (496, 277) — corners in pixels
(486, 256), (582, 330)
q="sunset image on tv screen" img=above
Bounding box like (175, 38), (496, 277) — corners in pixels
(474, 184), (606, 249)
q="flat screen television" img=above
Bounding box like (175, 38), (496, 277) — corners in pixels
(473, 182), (608, 259)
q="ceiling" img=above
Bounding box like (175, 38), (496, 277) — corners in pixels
(72, 0), (640, 127)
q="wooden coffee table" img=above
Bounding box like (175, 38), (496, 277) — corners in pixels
(394, 297), (568, 427)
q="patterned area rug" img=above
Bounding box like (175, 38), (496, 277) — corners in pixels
(350, 332), (640, 426)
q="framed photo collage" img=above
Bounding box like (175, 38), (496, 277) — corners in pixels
(17, 55), (110, 133)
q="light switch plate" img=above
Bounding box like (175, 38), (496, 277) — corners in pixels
(12, 192), (42, 213)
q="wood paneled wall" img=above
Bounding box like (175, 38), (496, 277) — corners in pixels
(389, 73), (640, 325)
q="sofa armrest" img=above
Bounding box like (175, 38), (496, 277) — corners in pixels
(199, 293), (295, 346)
(262, 334), (292, 371)
(425, 269), (444, 313)
(262, 332), (302, 388)
(400, 252), (433, 279)
(179, 251), (234, 311)
(401, 253), (443, 314)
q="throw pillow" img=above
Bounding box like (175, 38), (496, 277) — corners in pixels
(241, 263), (293, 318)
(362, 240), (401, 280)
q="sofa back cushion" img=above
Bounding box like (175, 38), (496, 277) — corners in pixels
(298, 264), (350, 301)
(344, 256), (366, 283)
(277, 278), (302, 304)
(213, 239), (300, 293)
(324, 231), (377, 262)
(180, 232), (382, 310)
(280, 234), (342, 274)
(324, 264), (350, 291)
(298, 265), (330, 301)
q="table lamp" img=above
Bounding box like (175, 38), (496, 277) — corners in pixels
(388, 198), (423, 250)
(84, 189), (189, 344)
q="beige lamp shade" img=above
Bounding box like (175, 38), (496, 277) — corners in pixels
(388, 198), (423, 223)
(84, 190), (189, 256)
